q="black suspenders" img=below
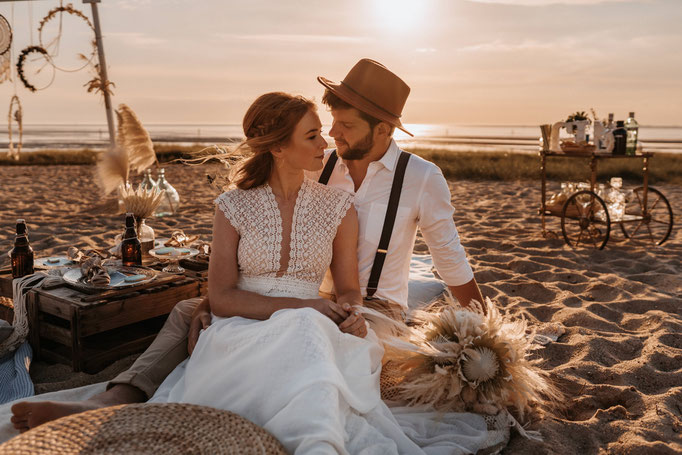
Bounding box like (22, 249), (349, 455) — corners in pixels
(317, 149), (412, 298)
(318, 150), (338, 185)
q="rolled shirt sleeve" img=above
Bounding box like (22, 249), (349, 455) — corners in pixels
(417, 169), (474, 286)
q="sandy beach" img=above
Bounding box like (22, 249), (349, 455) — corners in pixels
(1, 163), (680, 454)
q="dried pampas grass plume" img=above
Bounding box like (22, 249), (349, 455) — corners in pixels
(116, 104), (157, 172)
(96, 104), (157, 195)
(382, 296), (562, 421)
(119, 185), (164, 219)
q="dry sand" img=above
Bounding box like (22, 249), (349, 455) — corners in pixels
(0, 163), (680, 454)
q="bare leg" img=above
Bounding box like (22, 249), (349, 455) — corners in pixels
(10, 384), (145, 432)
(10, 296), (201, 433)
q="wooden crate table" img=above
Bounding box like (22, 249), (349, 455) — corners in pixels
(27, 266), (207, 374)
(0, 269), (14, 323)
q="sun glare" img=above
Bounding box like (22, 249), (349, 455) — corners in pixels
(371, 0), (427, 31)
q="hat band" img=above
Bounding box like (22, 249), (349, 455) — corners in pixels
(340, 81), (402, 120)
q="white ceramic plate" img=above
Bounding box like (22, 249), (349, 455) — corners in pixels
(148, 247), (199, 259)
(63, 266), (156, 290)
(35, 256), (76, 269)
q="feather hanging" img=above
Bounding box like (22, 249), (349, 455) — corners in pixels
(95, 105), (158, 195)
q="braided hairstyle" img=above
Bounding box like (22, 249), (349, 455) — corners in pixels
(232, 92), (316, 190)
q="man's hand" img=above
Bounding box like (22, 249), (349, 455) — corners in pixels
(188, 297), (212, 355)
(338, 307), (368, 338)
(306, 298), (349, 325)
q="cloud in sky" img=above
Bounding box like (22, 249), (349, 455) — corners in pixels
(467, 0), (635, 5)
(107, 32), (167, 46)
(214, 34), (368, 45)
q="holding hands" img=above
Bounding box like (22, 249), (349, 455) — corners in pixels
(338, 303), (368, 338)
(307, 298), (368, 338)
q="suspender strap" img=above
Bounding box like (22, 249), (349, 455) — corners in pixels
(366, 151), (411, 298)
(318, 150), (338, 185)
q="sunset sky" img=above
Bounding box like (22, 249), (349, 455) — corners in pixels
(2, 0), (681, 127)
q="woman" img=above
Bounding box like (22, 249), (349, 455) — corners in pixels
(150, 93), (488, 454)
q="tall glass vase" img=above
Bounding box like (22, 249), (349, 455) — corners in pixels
(136, 218), (155, 255)
(154, 168), (180, 217)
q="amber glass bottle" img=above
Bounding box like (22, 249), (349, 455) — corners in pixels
(11, 219), (34, 278)
(121, 213), (142, 267)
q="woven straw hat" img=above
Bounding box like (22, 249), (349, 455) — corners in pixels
(318, 59), (413, 136)
(0, 403), (286, 454)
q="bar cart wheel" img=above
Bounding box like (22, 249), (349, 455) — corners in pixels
(619, 186), (674, 246)
(561, 190), (611, 250)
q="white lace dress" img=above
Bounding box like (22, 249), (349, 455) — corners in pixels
(150, 178), (490, 454)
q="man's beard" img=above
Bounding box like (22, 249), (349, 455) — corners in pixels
(337, 129), (374, 160)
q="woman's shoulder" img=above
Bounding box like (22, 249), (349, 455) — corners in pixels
(216, 185), (265, 203)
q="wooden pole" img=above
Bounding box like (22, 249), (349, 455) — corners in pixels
(83, 0), (116, 148)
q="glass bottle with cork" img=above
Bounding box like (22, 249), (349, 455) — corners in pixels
(154, 168), (180, 217)
(138, 169), (157, 192)
(121, 213), (142, 267)
(10, 219), (34, 278)
(625, 112), (639, 155)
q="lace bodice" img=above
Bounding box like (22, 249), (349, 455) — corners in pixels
(215, 178), (353, 297)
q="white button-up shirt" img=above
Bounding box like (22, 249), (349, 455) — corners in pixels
(307, 140), (474, 309)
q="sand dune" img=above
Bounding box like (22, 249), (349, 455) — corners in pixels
(1, 164), (680, 454)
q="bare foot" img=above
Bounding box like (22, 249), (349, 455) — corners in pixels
(10, 384), (147, 432)
(10, 400), (101, 432)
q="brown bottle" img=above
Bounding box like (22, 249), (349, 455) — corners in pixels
(11, 219), (34, 278)
(121, 213), (142, 267)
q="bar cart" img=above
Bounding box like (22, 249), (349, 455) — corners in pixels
(540, 150), (674, 249)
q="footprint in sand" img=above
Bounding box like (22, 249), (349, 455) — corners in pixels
(658, 333), (682, 349)
(648, 351), (682, 373)
(564, 385), (644, 422)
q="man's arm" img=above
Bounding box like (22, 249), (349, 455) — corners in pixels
(417, 168), (484, 308)
(448, 278), (484, 310)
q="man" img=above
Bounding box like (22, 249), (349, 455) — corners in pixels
(313, 59), (483, 319)
(11, 59), (482, 432)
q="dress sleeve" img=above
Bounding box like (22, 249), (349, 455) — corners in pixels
(214, 191), (240, 233)
(332, 189), (354, 231)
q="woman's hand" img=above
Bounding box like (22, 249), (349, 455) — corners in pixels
(306, 298), (349, 325)
(338, 307), (368, 338)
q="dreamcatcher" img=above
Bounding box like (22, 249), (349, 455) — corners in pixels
(8, 95), (22, 161)
(16, 3), (109, 96)
(38, 3), (96, 72)
(0, 14), (12, 83)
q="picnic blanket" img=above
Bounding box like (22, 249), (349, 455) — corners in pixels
(0, 341), (33, 405)
(0, 273), (63, 407)
(407, 254), (447, 311)
(0, 273), (62, 358)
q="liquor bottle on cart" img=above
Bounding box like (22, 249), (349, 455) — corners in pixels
(612, 121), (627, 155)
(10, 219), (34, 278)
(625, 112), (639, 156)
(121, 213), (142, 267)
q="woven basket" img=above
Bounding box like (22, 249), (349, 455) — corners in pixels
(0, 403), (287, 454)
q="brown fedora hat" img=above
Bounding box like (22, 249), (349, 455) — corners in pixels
(318, 59), (413, 137)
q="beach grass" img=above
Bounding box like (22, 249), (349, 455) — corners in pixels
(410, 148), (682, 185)
(1, 145), (680, 184)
